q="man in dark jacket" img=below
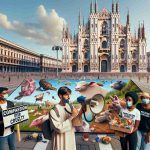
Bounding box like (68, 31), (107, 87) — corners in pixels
(0, 87), (16, 150)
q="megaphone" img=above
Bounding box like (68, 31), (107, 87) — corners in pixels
(77, 94), (105, 122)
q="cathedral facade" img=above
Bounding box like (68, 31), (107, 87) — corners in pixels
(62, 1), (147, 72)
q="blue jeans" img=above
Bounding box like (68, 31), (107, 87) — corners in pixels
(136, 130), (150, 150)
(0, 132), (16, 150)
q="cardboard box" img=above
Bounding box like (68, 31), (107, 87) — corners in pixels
(109, 124), (133, 134)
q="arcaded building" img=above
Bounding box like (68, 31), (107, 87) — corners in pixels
(0, 37), (62, 72)
(62, 1), (147, 72)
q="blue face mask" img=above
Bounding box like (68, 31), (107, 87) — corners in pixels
(2, 94), (8, 99)
(142, 99), (150, 105)
(127, 101), (133, 108)
(62, 97), (69, 104)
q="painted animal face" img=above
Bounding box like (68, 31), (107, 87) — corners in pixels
(75, 81), (96, 91)
(110, 81), (126, 90)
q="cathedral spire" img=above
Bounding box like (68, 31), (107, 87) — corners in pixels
(90, 0), (93, 14)
(116, 0), (119, 14)
(127, 10), (130, 25)
(83, 17), (84, 27)
(138, 22), (141, 39)
(142, 21), (145, 39)
(95, 0), (98, 13)
(134, 29), (137, 40)
(73, 31), (76, 43)
(66, 26), (70, 39)
(112, 0), (115, 13)
(62, 23), (65, 38)
(79, 11), (81, 25)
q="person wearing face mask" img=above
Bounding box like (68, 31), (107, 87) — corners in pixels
(119, 91), (141, 150)
(0, 87), (16, 150)
(136, 92), (150, 150)
(49, 86), (79, 150)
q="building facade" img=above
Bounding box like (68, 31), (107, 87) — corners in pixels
(62, 1), (147, 72)
(147, 52), (150, 72)
(0, 37), (62, 72)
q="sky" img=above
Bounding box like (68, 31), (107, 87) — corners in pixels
(0, 0), (150, 59)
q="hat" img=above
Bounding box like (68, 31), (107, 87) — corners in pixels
(139, 92), (150, 99)
(0, 87), (8, 93)
(125, 91), (138, 105)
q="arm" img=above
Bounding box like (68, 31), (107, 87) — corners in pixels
(49, 109), (73, 134)
(132, 120), (140, 133)
(132, 109), (141, 133)
(78, 104), (86, 116)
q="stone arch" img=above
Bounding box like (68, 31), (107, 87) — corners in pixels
(132, 65), (137, 72)
(101, 60), (108, 72)
(132, 51), (137, 59)
(102, 41), (107, 48)
(120, 39), (125, 48)
(84, 52), (88, 59)
(84, 65), (89, 72)
(121, 52), (125, 59)
(102, 21), (108, 35)
(84, 39), (89, 47)
(73, 52), (77, 59)
(120, 65), (125, 72)
(72, 64), (78, 72)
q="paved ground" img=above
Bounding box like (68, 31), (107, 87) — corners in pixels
(5, 132), (121, 150)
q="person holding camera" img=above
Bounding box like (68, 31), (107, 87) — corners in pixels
(49, 86), (79, 150)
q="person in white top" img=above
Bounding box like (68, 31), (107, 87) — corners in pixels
(111, 91), (141, 150)
(0, 87), (16, 150)
(49, 86), (79, 150)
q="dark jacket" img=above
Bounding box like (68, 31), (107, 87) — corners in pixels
(0, 100), (15, 136)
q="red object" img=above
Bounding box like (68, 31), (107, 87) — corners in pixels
(83, 133), (89, 139)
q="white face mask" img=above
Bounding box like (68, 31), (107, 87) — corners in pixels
(127, 101), (133, 107)
(142, 99), (150, 105)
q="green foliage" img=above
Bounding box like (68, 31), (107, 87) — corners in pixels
(105, 80), (142, 102)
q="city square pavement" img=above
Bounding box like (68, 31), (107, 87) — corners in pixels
(5, 132), (121, 150)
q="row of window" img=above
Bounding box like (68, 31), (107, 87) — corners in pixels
(82, 39), (126, 49)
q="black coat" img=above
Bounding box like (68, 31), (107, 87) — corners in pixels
(0, 100), (15, 136)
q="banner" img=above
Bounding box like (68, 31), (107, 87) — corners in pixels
(2, 105), (29, 128)
(7, 79), (142, 133)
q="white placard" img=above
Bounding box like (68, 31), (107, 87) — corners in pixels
(2, 105), (29, 128)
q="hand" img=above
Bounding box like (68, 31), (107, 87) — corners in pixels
(71, 108), (79, 118)
(81, 104), (87, 113)
(144, 133), (150, 143)
(110, 95), (122, 111)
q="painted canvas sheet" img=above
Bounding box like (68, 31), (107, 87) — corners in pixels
(7, 79), (142, 133)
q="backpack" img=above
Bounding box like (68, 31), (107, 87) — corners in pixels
(42, 103), (73, 140)
(42, 107), (59, 140)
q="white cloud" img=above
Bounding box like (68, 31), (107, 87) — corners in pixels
(0, 13), (14, 30)
(0, 5), (67, 46)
